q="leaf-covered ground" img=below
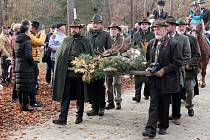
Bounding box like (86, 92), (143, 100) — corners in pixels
(0, 64), (134, 139)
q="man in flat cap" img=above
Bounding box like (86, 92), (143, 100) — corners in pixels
(44, 24), (56, 85)
(49, 23), (66, 77)
(153, 0), (168, 20)
(52, 19), (93, 125)
(142, 19), (182, 138)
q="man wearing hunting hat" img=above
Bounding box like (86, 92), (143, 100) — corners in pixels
(176, 18), (201, 117)
(197, 0), (210, 30)
(166, 16), (191, 125)
(142, 19), (182, 138)
(153, 0), (168, 20)
(85, 14), (112, 116)
(105, 22), (123, 110)
(133, 18), (155, 102)
(52, 19), (93, 125)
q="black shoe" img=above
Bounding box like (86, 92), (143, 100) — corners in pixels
(158, 128), (166, 135)
(52, 119), (67, 125)
(116, 103), (121, 110)
(31, 102), (43, 108)
(142, 129), (156, 138)
(98, 108), (105, 116)
(86, 109), (98, 116)
(169, 114), (173, 120)
(188, 109), (194, 117)
(145, 96), (149, 100)
(132, 97), (140, 102)
(105, 102), (115, 110)
(75, 117), (83, 124)
(21, 107), (34, 112)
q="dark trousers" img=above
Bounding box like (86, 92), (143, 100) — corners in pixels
(171, 89), (181, 119)
(12, 84), (18, 100)
(29, 62), (39, 105)
(134, 79), (150, 99)
(146, 78), (171, 132)
(45, 59), (52, 83)
(134, 79), (142, 99)
(18, 90), (30, 109)
(59, 77), (84, 121)
(1, 56), (9, 82)
(87, 79), (106, 110)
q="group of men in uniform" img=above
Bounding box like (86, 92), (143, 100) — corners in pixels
(51, 0), (207, 138)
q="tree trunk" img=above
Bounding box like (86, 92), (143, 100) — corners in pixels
(169, 0), (174, 16)
(0, 0), (4, 27)
(67, 0), (75, 36)
(105, 0), (112, 25)
(144, 0), (148, 17)
(130, 0), (134, 27)
(149, 0), (157, 15)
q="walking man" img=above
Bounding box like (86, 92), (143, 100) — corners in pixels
(52, 19), (93, 125)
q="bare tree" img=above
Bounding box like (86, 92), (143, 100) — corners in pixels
(67, 0), (75, 35)
(169, 0), (174, 16)
(0, 0), (3, 27)
(130, 0), (134, 26)
(105, 0), (112, 25)
(144, 0), (148, 17)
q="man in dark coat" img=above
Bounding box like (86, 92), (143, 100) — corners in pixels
(198, 0), (210, 30)
(14, 25), (34, 111)
(166, 16), (191, 125)
(142, 19), (182, 138)
(85, 14), (112, 116)
(44, 24), (56, 85)
(176, 18), (201, 116)
(153, 0), (168, 20)
(133, 18), (155, 102)
(52, 19), (93, 125)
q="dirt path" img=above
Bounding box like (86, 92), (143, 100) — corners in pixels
(9, 69), (210, 140)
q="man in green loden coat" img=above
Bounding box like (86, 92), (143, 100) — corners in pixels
(85, 14), (112, 116)
(52, 19), (93, 125)
(133, 18), (155, 102)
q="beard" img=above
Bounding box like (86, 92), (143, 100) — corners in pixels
(155, 34), (164, 40)
(177, 30), (185, 35)
(71, 32), (80, 37)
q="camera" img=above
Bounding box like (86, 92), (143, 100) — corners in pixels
(146, 62), (159, 74)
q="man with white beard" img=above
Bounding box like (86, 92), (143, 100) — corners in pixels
(166, 16), (191, 125)
(176, 18), (201, 117)
(142, 19), (182, 138)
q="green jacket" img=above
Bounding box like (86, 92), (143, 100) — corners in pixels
(133, 29), (155, 47)
(173, 32), (191, 87)
(86, 29), (112, 53)
(52, 35), (93, 102)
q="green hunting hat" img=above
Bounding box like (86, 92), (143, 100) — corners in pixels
(165, 16), (179, 26)
(70, 19), (84, 28)
(139, 18), (151, 25)
(90, 14), (103, 23)
(107, 22), (121, 31)
(176, 18), (188, 25)
(152, 19), (168, 27)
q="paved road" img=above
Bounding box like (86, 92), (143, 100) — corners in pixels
(10, 68), (210, 140)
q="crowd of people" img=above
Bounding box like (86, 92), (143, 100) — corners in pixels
(0, 0), (209, 138)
